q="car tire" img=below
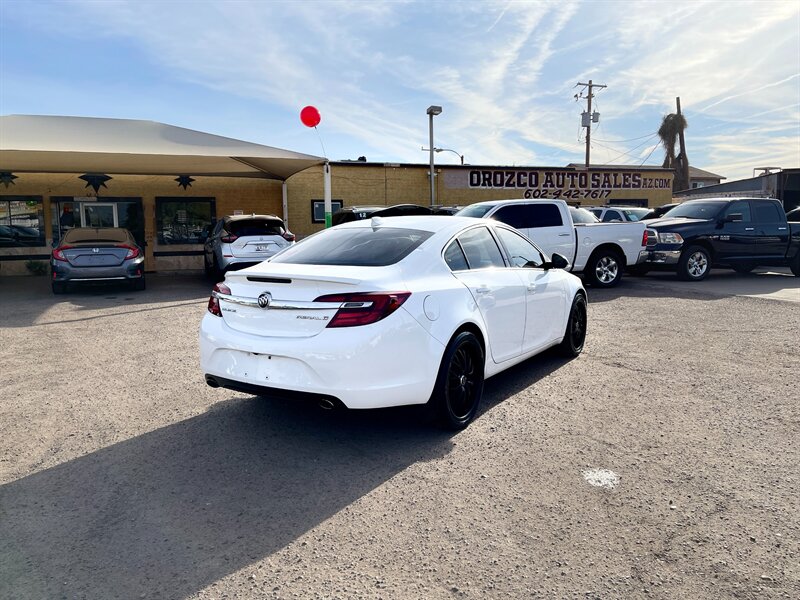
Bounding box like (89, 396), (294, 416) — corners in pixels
(558, 293), (587, 358)
(429, 331), (485, 430)
(203, 254), (212, 278)
(131, 276), (146, 291)
(732, 263), (756, 275)
(677, 245), (711, 281)
(52, 281), (66, 295)
(585, 249), (623, 288)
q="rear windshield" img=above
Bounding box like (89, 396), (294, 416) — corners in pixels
(622, 208), (652, 221)
(456, 204), (495, 218)
(570, 207), (600, 224)
(270, 227), (433, 266)
(227, 218), (285, 236)
(62, 228), (129, 243)
(663, 202), (725, 220)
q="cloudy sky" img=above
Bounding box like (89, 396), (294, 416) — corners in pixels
(1, 0), (798, 182)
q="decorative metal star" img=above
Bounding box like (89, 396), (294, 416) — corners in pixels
(176, 175), (195, 190)
(0, 172), (18, 188)
(79, 173), (112, 194)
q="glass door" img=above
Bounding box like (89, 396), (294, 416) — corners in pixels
(81, 203), (118, 227)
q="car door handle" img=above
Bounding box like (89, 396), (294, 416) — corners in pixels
(527, 284), (536, 292)
(558, 233), (571, 237)
(475, 286), (490, 294)
(744, 227), (754, 231)
(778, 227), (787, 230)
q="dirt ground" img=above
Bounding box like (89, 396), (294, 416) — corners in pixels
(1, 269), (798, 599)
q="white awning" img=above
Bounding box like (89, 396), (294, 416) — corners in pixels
(0, 115), (325, 180)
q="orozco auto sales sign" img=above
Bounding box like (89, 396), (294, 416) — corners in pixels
(443, 168), (672, 201)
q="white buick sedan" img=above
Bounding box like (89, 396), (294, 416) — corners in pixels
(200, 216), (587, 429)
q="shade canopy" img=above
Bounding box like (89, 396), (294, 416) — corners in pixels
(0, 115), (325, 180)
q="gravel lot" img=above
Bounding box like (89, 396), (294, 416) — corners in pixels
(1, 269), (798, 599)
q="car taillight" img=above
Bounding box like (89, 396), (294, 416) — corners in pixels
(314, 291), (411, 328)
(221, 234), (238, 243)
(641, 229), (649, 246)
(52, 245), (74, 261)
(207, 282), (232, 317)
(118, 244), (140, 259)
(282, 231), (296, 242)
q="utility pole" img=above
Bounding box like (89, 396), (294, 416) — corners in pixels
(676, 96), (689, 191)
(576, 79), (606, 168)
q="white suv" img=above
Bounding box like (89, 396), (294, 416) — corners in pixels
(204, 214), (294, 277)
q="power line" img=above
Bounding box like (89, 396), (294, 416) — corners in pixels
(594, 132), (658, 143)
(598, 132), (660, 165)
(639, 140), (662, 166)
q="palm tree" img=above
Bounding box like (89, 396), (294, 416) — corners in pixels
(658, 113), (689, 191)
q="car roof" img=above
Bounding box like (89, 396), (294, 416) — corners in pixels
(223, 214), (281, 221)
(336, 214), (496, 236)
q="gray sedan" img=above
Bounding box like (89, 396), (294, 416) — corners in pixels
(50, 227), (145, 294)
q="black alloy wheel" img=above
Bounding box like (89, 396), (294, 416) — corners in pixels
(558, 293), (587, 357)
(430, 331), (485, 430)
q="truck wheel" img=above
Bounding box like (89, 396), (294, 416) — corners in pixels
(585, 249), (623, 288)
(791, 253), (800, 277)
(678, 245), (711, 281)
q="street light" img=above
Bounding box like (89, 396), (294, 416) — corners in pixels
(426, 105), (442, 206)
(421, 146), (465, 165)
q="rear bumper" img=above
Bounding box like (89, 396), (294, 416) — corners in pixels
(199, 309), (444, 409)
(51, 257), (145, 281)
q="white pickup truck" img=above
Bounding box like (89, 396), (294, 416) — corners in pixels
(457, 199), (648, 287)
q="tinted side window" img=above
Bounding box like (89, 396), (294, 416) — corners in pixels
(754, 202), (783, 223)
(492, 205), (528, 229)
(526, 203), (563, 228)
(722, 201), (752, 223)
(443, 241), (469, 271)
(495, 227), (544, 268)
(602, 210), (622, 222)
(457, 227), (506, 269)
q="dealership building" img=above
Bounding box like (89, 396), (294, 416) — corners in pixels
(1, 115), (675, 275)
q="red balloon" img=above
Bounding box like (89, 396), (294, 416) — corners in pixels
(300, 105), (321, 128)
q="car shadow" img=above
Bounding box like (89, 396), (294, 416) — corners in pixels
(0, 396), (454, 599)
(0, 351), (569, 600)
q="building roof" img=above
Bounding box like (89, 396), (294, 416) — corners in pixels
(0, 115), (324, 180)
(688, 166), (725, 180)
(564, 163), (670, 171)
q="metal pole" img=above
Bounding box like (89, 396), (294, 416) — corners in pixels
(323, 161), (332, 228)
(281, 181), (288, 229)
(428, 113), (436, 206)
(585, 79), (593, 168)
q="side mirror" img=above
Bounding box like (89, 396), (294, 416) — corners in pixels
(544, 253), (570, 270)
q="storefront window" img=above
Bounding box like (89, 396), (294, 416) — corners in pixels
(156, 198), (215, 244)
(0, 196), (45, 247)
(50, 197), (144, 247)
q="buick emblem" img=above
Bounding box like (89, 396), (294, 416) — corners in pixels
(257, 292), (272, 309)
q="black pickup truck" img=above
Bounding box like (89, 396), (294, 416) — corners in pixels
(637, 197), (800, 281)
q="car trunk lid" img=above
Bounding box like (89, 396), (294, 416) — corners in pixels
(218, 264), (399, 338)
(60, 244), (129, 267)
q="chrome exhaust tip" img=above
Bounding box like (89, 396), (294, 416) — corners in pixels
(205, 375), (220, 388)
(318, 397), (336, 410)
